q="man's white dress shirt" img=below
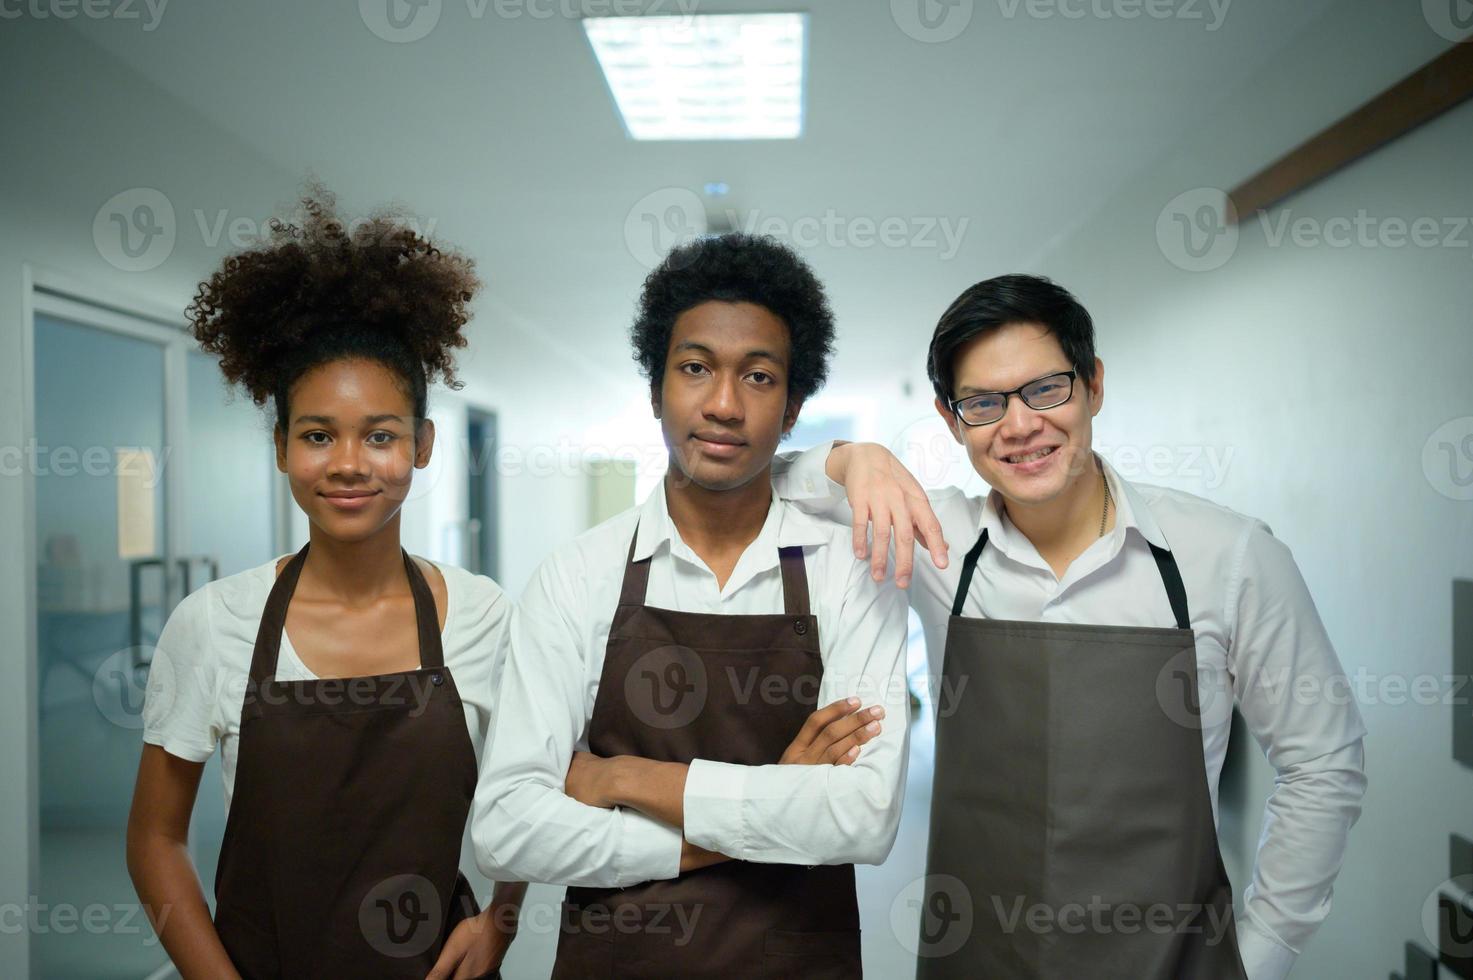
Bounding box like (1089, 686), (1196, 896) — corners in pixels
(472, 478), (911, 890)
(771, 444), (1367, 980)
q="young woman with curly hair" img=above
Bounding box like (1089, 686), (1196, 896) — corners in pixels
(126, 188), (522, 980)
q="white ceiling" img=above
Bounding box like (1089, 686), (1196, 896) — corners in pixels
(68, 0), (1344, 398)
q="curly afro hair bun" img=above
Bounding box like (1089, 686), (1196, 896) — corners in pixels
(186, 183), (480, 431)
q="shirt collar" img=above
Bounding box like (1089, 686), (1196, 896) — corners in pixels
(633, 475), (832, 571)
(1103, 455), (1169, 550)
(975, 452), (1170, 558)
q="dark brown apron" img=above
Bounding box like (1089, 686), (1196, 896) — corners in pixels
(916, 529), (1248, 979)
(552, 526), (863, 979)
(212, 542), (490, 979)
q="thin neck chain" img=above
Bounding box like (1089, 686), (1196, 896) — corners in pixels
(1098, 469), (1112, 538)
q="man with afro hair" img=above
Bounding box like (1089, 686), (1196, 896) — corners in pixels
(473, 233), (911, 978)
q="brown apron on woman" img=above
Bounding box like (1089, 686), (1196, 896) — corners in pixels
(916, 529), (1248, 979)
(213, 542), (491, 979)
(552, 526), (863, 979)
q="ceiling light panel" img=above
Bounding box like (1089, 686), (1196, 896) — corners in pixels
(583, 13), (807, 141)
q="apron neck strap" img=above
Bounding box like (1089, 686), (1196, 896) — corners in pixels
(618, 523), (812, 617)
(950, 528), (991, 617)
(777, 545), (811, 618)
(248, 542), (445, 685)
(949, 528), (1193, 631)
(405, 550), (446, 669)
(1148, 543), (1192, 631)
(249, 543), (309, 685)
(618, 528), (651, 608)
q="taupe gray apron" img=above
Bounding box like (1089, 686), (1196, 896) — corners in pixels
(213, 543), (493, 978)
(916, 528), (1248, 979)
(552, 525), (863, 979)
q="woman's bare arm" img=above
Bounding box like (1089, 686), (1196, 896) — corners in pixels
(126, 744), (241, 980)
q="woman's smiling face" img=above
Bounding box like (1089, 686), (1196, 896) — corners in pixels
(274, 357), (434, 541)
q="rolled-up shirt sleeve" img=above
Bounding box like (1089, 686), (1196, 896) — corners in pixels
(471, 557), (684, 889)
(681, 552), (911, 866)
(1228, 520), (1368, 980)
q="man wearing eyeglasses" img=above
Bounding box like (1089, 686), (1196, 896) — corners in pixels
(770, 274), (1366, 980)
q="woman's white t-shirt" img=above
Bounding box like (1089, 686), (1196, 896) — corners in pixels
(141, 554), (511, 813)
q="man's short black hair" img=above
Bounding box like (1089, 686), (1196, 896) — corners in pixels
(631, 233), (835, 402)
(927, 274), (1097, 403)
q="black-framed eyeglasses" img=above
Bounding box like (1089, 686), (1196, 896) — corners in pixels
(948, 370), (1078, 427)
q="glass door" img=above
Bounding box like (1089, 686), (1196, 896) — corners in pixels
(32, 294), (279, 979)
(465, 409), (499, 579)
(34, 306), (173, 980)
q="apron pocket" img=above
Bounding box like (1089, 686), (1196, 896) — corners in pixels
(763, 928), (862, 979)
(552, 902), (617, 979)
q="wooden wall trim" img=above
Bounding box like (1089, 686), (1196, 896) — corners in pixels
(1228, 43), (1473, 224)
